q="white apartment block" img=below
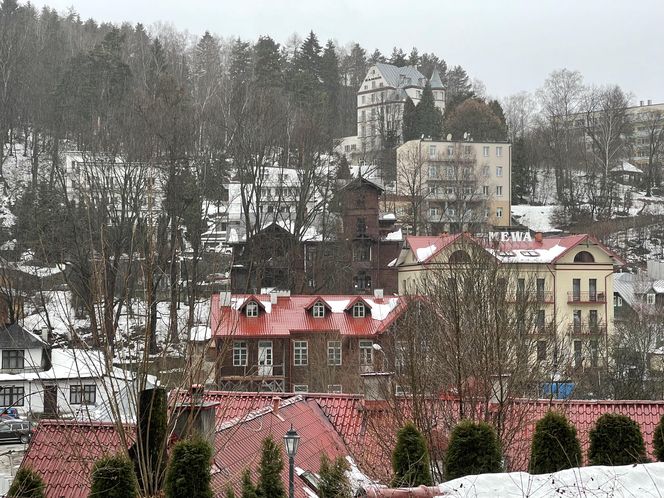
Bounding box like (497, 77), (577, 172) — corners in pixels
(628, 100), (664, 169)
(396, 139), (511, 233)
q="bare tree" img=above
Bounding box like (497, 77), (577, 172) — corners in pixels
(639, 109), (664, 196)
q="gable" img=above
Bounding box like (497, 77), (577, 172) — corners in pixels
(554, 238), (622, 265)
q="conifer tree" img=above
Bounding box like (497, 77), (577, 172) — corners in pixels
(318, 454), (352, 497)
(241, 469), (259, 498)
(414, 83), (443, 140)
(257, 436), (286, 498)
(588, 413), (647, 466)
(253, 35), (282, 87)
(369, 49), (385, 64)
(407, 47), (420, 67)
(653, 414), (664, 461)
(444, 421), (502, 481)
(321, 40), (341, 136)
(90, 454), (139, 498)
(7, 467), (45, 498)
(402, 97), (418, 142)
(529, 412), (582, 474)
(391, 423), (433, 487)
(389, 47), (407, 66)
(164, 438), (213, 498)
(345, 43), (367, 88)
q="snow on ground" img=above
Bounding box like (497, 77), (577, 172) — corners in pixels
(511, 205), (560, 233)
(437, 462), (664, 497)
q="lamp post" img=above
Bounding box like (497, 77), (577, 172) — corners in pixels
(283, 424), (300, 498)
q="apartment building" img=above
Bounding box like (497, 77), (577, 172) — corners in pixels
(210, 291), (407, 393)
(394, 232), (624, 372)
(396, 138), (511, 232)
(628, 100), (664, 171)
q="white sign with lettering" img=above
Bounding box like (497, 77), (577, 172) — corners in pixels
(488, 231), (533, 242)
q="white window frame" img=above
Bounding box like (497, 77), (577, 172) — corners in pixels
(233, 341), (248, 366)
(429, 145), (437, 159)
(352, 302), (366, 318)
(313, 302), (326, 318)
(293, 340), (308, 366)
(496, 166), (503, 177)
(245, 301), (259, 317)
(483, 146), (490, 157)
(496, 185), (503, 196)
(482, 185), (489, 196)
(359, 340), (373, 367)
(327, 340), (342, 366)
(496, 146), (502, 157)
(293, 384), (309, 393)
(614, 295), (623, 307)
(496, 207), (503, 218)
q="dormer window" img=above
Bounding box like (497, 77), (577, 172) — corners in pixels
(352, 302), (366, 318)
(245, 301), (259, 317)
(313, 302), (326, 318)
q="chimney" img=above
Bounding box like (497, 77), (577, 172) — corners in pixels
(648, 99), (652, 105)
(373, 289), (384, 299)
(534, 232), (543, 243)
(172, 386), (219, 447)
(640, 101), (644, 106)
(270, 292), (278, 305)
(272, 396), (281, 415)
(218, 291), (231, 308)
(361, 372), (393, 410)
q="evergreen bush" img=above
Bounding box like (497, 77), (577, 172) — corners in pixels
(588, 413), (647, 466)
(7, 467), (45, 498)
(391, 423), (433, 487)
(529, 411), (582, 474)
(318, 454), (351, 497)
(241, 469), (258, 498)
(653, 414), (664, 461)
(89, 454), (139, 498)
(257, 435), (285, 498)
(444, 420), (502, 480)
(164, 437), (213, 498)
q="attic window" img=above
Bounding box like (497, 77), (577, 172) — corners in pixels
(245, 301), (259, 317)
(520, 251), (539, 257)
(352, 302), (366, 318)
(574, 251), (595, 263)
(499, 251), (516, 257)
(313, 302), (326, 318)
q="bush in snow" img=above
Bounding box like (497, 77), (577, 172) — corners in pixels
(391, 422), (433, 487)
(444, 420), (502, 481)
(529, 411), (582, 474)
(588, 413), (647, 466)
(652, 414), (664, 461)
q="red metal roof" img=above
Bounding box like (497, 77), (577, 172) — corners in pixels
(211, 294), (407, 339)
(20, 420), (132, 498)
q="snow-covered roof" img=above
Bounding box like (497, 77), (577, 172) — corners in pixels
(384, 228), (402, 241)
(0, 348), (112, 382)
(611, 161), (644, 174)
(189, 325), (212, 342)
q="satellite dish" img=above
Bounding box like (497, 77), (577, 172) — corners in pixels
(446, 134), (452, 141)
(463, 132), (469, 140)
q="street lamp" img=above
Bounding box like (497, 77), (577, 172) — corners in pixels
(283, 425), (300, 498)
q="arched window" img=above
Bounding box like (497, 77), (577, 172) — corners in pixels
(245, 301), (259, 317)
(574, 251), (595, 263)
(449, 250), (471, 263)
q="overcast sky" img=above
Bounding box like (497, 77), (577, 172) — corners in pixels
(29, 0), (664, 103)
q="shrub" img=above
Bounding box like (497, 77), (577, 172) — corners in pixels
(529, 411), (582, 473)
(241, 469), (258, 498)
(257, 436), (285, 498)
(588, 413), (647, 466)
(444, 420), (502, 480)
(654, 414), (664, 461)
(7, 467), (45, 498)
(89, 454), (139, 498)
(164, 437), (213, 498)
(391, 423), (433, 487)
(318, 454), (352, 497)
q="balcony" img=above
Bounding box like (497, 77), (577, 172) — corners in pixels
(570, 322), (607, 336)
(567, 291), (607, 304)
(512, 291), (555, 304)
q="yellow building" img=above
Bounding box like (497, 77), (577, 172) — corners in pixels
(396, 138), (511, 234)
(394, 231), (625, 370)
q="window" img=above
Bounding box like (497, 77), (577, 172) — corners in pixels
(447, 146), (454, 157)
(328, 341), (342, 366)
(428, 165), (438, 178)
(590, 340), (599, 368)
(360, 110), (366, 122)
(446, 166), (454, 179)
(517, 278), (525, 300)
(429, 207), (440, 217)
(574, 251), (595, 263)
(2, 350), (24, 370)
(589, 310), (598, 332)
(589, 279), (597, 301)
(573, 310), (582, 333)
(245, 301), (259, 317)
(359, 340), (373, 367)
(574, 340), (583, 368)
(496, 146), (502, 157)
(496, 166), (503, 177)
(233, 341), (248, 366)
(70, 384), (96, 405)
(353, 243), (371, 262)
(0, 386), (24, 407)
(482, 166), (490, 177)
(464, 145), (472, 155)
(429, 145), (437, 159)
(395, 341), (407, 372)
(572, 279), (581, 301)
(313, 302), (326, 318)
(482, 185), (489, 196)
(536, 278), (546, 301)
(293, 385), (308, 393)
(327, 385), (343, 394)
(537, 340), (547, 361)
(496, 186), (503, 196)
(647, 293), (656, 305)
(361, 95), (366, 104)
(536, 310), (545, 330)
(356, 217), (367, 236)
(353, 273), (371, 290)
(614, 295), (623, 307)
(483, 146), (490, 157)
(293, 341), (308, 366)
(352, 302), (366, 318)
(496, 207), (503, 218)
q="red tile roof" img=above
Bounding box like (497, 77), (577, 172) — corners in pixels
(21, 420), (132, 498)
(211, 294), (407, 339)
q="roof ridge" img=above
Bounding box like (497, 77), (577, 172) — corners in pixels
(216, 395), (304, 432)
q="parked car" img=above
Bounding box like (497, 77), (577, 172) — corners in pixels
(0, 420), (33, 444)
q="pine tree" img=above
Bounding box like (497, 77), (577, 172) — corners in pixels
(407, 47), (420, 67)
(402, 97), (418, 142)
(444, 421), (502, 481)
(318, 454), (352, 497)
(90, 454), (139, 498)
(391, 423), (433, 487)
(654, 414), (664, 461)
(164, 438), (214, 498)
(588, 413), (647, 466)
(241, 469), (259, 498)
(289, 30), (323, 106)
(253, 35), (282, 87)
(369, 49), (385, 64)
(345, 43), (367, 88)
(389, 47), (407, 66)
(444, 65), (474, 111)
(512, 137), (532, 203)
(336, 155), (352, 180)
(320, 40), (341, 136)
(529, 412), (582, 474)
(257, 436), (286, 498)
(414, 83), (443, 140)
(7, 467), (45, 498)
